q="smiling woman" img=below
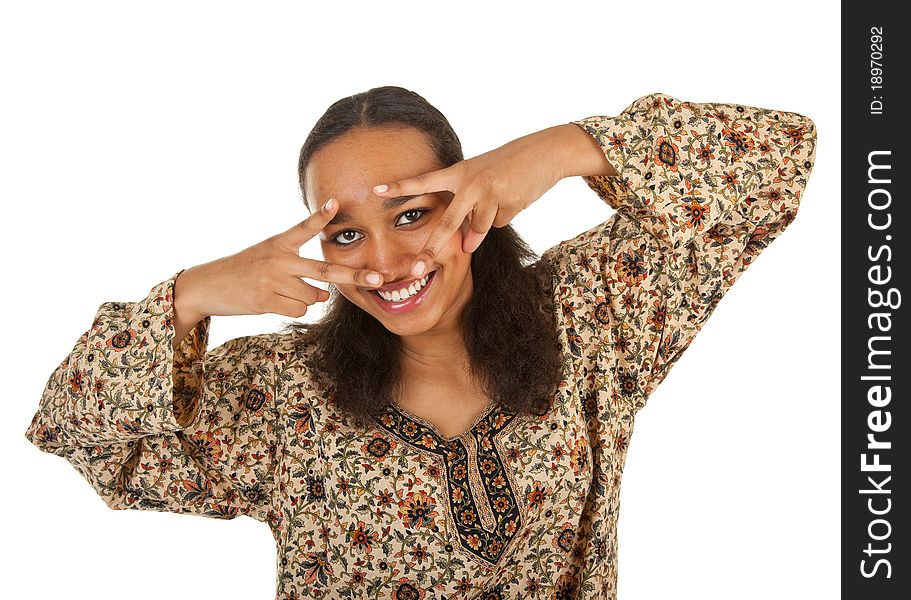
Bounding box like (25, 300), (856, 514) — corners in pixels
(289, 94), (563, 430)
(24, 85), (817, 599)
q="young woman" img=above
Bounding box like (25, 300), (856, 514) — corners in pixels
(25, 86), (817, 599)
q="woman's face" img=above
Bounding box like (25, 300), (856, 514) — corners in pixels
(304, 125), (473, 338)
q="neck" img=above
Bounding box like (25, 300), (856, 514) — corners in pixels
(399, 269), (474, 389)
(399, 316), (470, 386)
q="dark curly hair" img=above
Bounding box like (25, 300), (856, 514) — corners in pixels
(282, 85), (563, 430)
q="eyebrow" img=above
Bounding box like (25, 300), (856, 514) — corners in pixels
(327, 194), (424, 226)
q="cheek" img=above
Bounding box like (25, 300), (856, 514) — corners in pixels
(440, 217), (470, 260)
(320, 244), (350, 267)
(333, 281), (374, 312)
(336, 285), (360, 304)
(318, 249), (361, 303)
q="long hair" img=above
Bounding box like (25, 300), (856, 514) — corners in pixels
(282, 86), (562, 429)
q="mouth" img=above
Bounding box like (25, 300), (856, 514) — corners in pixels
(368, 270), (437, 314)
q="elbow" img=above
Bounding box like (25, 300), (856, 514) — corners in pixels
(806, 115), (818, 141)
(800, 114), (818, 151)
(777, 112), (818, 197)
(783, 111), (818, 152)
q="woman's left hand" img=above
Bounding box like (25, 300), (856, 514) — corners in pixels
(371, 126), (572, 278)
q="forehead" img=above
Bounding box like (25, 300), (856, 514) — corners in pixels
(304, 126), (440, 211)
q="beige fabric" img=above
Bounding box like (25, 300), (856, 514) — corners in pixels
(25, 92), (817, 599)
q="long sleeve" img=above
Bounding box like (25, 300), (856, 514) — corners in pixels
(24, 271), (282, 524)
(543, 92), (817, 414)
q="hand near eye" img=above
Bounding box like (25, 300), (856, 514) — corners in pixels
(371, 125), (577, 278)
(171, 198), (384, 344)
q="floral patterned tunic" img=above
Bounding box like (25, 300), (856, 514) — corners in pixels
(24, 92), (817, 599)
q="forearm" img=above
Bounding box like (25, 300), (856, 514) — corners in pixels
(173, 267), (207, 349)
(551, 123), (617, 179)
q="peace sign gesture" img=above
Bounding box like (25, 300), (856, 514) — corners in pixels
(172, 198), (385, 341)
(371, 126), (573, 279)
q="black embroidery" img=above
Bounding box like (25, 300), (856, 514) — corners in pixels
(373, 405), (522, 565)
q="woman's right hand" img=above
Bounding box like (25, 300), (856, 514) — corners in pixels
(173, 198), (384, 331)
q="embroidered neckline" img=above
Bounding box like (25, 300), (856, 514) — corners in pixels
(372, 400), (525, 565)
(389, 400), (498, 442)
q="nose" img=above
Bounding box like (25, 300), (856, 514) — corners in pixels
(363, 236), (418, 284)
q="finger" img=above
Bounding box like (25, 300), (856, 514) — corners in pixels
(275, 276), (325, 306)
(294, 256), (384, 288)
(306, 277), (332, 304)
(269, 292), (312, 318)
(462, 201), (498, 254)
(280, 197), (340, 248)
(410, 192), (476, 278)
(372, 164), (457, 198)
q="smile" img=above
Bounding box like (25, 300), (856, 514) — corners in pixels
(369, 270), (436, 314)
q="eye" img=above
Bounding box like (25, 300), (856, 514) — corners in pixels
(329, 230), (363, 246)
(395, 209), (428, 227)
(328, 209), (429, 247)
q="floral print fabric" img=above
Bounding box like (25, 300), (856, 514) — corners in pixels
(24, 92), (816, 599)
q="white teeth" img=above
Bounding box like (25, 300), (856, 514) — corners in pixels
(376, 272), (432, 302)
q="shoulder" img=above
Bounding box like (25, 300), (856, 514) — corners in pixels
(203, 330), (325, 396)
(205, 330), (300, 365)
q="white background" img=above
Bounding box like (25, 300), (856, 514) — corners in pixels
(1, 1), (839, 598)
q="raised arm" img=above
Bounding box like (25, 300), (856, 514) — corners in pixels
(569, 92), (815, 250)
(543, 92), (817, 414)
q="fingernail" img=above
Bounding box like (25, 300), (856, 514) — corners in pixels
(322, 198), (335, 212)
(366, 272), (381, 285)
(373, 184), (388, 194)
(411, 260), (425, 278)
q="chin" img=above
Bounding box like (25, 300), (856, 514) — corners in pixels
(368, 296), (444, 337)
(336, 291), (441, 338)
(376, 318), (436, 338)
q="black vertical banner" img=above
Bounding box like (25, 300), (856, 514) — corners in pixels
(842, 3), (909, 598)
